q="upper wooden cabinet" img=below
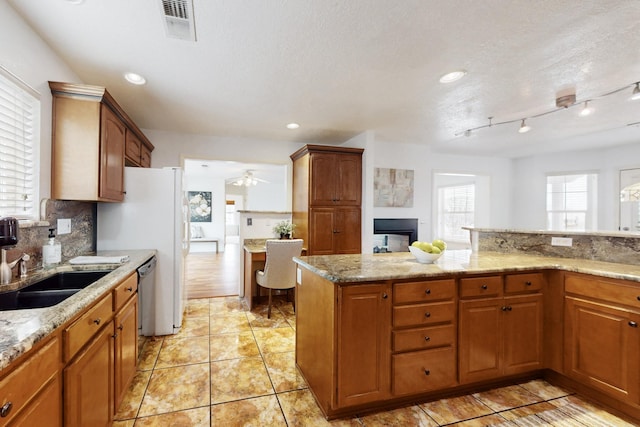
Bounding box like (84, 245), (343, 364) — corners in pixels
(291, 145), (364, 255)
(49, 82), (154, 202)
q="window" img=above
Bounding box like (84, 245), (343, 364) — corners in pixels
(437, 183), (475, 242)
(0, 68), (40, 219)
(546, 173), (598, 231)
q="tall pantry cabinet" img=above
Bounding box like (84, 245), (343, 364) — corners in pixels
(291, 145), (364, 255)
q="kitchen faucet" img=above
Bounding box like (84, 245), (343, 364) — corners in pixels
(0, 249), (30, 285)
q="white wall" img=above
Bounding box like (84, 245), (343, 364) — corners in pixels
(512, 142), (640, 231)
(0, 2), (81, 210)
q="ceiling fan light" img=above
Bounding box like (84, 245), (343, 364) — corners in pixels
(518, 119), (531, 133)
(631, 83), (640, 101)
(579, 101), (593, 117)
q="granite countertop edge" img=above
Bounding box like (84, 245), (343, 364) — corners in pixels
(0, 249), (155, 372)
(293, 251), (640, 284)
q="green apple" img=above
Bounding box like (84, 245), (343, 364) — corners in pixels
(432, 239), (446, 251)
(411, 241), (421, 247)
(418, 242), (433, 253)
(431, 246), (442, 254)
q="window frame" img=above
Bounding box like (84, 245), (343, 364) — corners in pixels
(436, 181), (476, 243)
(546, 172), (598, 231)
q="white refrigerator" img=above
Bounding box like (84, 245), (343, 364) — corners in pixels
(97, 167), (189, 335)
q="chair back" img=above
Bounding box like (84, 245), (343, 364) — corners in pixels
(261, 239), (304, 290)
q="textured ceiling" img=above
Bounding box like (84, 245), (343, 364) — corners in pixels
(7, 0), (640, 158)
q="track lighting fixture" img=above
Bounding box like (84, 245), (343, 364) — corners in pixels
(632, 83), (640, 101)
(579, 101), (593, 117)
(455, 80), (639, 137)
(518, 119), (531, 133)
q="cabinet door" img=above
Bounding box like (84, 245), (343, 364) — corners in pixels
(334, 207), (361, 254)
(309, 208), (335, 255)
(124, 130), (141, 166)
(310, 153), (338, 205)
(503, 294), (544, 375)
(10, 376), (62, 427)
(459, 298), (502, 384)
(99, 105), (125, 201)
(337, 284), (391, 407)
(564, 297), (640, 403)
(64, 321), (114, 427)
(114, 296), (138, 411)
(335, 154), (362, 205)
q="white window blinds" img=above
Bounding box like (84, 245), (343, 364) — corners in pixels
(0, 68), (40, 219)
(546, 173), (598, 231)
(437, 183), (475, 242)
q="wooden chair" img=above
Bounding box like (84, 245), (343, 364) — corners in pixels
(255, 239), (303, 318)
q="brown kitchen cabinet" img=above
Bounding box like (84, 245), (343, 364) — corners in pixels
(337, 283), (391, 407)
(459, 273), (544, 384)
(391, 279), (457, 396)
(291, 145), (364, 255)
(564, 273), (640, 405)
(49, 82), (154, 202)
(114, 294), (138, 410)
(0, 335), (61, 426)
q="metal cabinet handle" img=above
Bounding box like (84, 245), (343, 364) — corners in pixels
(93, 318), (101, 325)
(382, 293), (388, 299)
(525, 281), (532, 286)
(424, 336), (430, 342)
(423, 369), (430, 376)
(507, 306), (512, 311)
(637, 296), (640, 301)
(501, 306), (507, 311)
(481, 284), (488, 290)
(425, 289), (431, 295)
(1, 402), (12, 417)
(126, 287), (133, 292)
(629, 321), (638, 328)
(424, 312), (431, 318)
(112, 333), (118, 339)
(118, 324), (124, 331)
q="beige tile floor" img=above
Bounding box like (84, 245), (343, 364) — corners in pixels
(114, 296), (637, 426)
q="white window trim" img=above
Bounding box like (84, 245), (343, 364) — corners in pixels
(0, 66), (40, 220)
(436, 181), (476, 243)
(546, 171), (598, 231)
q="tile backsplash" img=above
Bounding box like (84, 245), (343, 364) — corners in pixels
(2, 199), (96, 276)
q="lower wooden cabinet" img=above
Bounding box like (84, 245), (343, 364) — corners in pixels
(0, 336), (61, 426)
(309, 207), (361, 255)
(64, 320), (115, 427)
(337, 283), (391, 407)
(392, 347), (456, 395)
(459, 274), (544, 384)
(114, 296), (138, 410)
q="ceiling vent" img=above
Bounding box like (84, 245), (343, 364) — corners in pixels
(161, 0), (196, 41)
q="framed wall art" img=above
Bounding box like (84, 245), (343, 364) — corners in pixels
(188, 191), (212, 222)
(374, 168), (414, 207)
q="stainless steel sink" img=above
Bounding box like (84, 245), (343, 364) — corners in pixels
(0, 271), (111, 311)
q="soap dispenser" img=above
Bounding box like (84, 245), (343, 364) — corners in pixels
(42, 228), (61, 268)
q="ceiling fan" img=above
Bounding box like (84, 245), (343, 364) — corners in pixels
(225, 170), (269, 187)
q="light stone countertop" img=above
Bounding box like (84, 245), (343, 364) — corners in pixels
(293, 250), (640, 284)
(0, 249), (155, 372)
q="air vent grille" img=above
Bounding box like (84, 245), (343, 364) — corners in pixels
(160, 0), (196, 41)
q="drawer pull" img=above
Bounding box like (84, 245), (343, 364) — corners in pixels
(630, 321), (639, 328)
(118, 324), (124, 331)
(525, 281), (532, 286)
(637, 296), (640, 301)
(93, 318), (101, 325)
(1, 402), (12, 418)
(424, 336), (430, 342)
(501, 306), (507, 311)
(112, 333), (118, 339)
(507, 306), (512, 311)
(425, 289), (431, 295)
(126, 287), (134, 292)
(382, 293), (388, 299)
(481, 284), (488, 290)
(424, 369), (430, 376)
(424, 312), (431, 318)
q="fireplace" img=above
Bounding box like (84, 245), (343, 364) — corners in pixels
(373, 218), (418, 253)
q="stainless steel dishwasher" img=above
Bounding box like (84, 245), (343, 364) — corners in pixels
(137, 256), (157, 336)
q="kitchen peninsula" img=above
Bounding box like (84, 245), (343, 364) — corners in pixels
(293, 249), (640, 421)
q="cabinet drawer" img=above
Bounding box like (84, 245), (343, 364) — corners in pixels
(460, 276), (502, 299)
(392, 347), (457, 395)
(394, 279), (455, 304)
(113, 273), (137, 312)
(64, 293), (113, 361)
(505, 273), (544, 294)
(393, 301), (455, 328)
(0, 336), (59, 424)
(565, 274), (640, 309)
(393, 324), (455, 352)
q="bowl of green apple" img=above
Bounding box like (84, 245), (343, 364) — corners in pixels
(408, 239), (446, 264)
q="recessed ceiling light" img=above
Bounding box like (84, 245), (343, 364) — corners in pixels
(65, 0), (84, 4)
(439, 70), (467, 83)
(286, 123), (300, 129)
(124, 72), (146, 85)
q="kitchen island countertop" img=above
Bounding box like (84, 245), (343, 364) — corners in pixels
(0, 249), (155, 372)
(293, 250), (640, 284)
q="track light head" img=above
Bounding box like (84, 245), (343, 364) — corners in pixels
(632, 83), (640, 101)
(518, 119), (531, 133)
